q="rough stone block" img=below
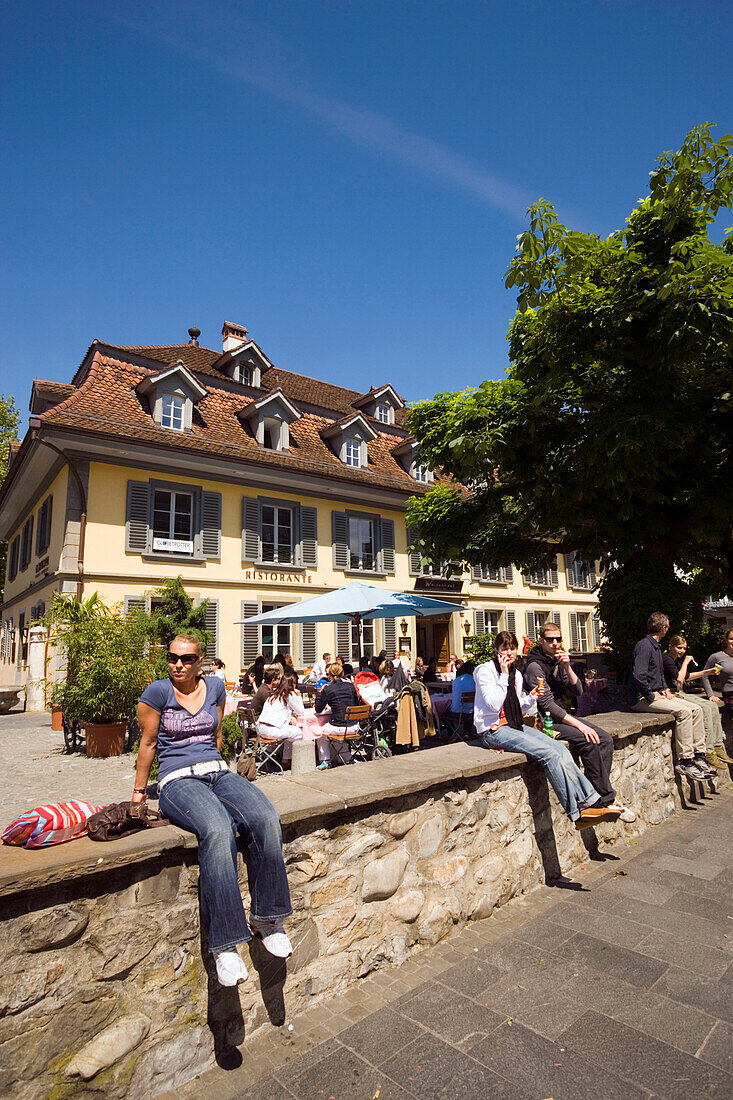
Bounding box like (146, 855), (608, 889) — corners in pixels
(66, 1013), (151, 1080)
(19, 903), (89, 952)
(361, 845), (409, 901)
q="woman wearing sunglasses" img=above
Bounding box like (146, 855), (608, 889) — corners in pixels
(133, 635), (292, 988)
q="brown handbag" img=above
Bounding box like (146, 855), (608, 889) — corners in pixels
(86, 801), (169, 841)
(236, 743), (258, 781)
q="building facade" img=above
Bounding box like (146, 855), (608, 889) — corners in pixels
(0, 322), (601, 685)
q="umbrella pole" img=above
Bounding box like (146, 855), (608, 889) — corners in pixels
(353, 613), (363, 661)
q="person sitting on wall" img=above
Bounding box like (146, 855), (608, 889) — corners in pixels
(257, 674), (305, 762)
(474, 630), (620, 830)
(251, 665), (282, 717)
(524, 624), (636, 823)
(134, 635), (292, 988)
(664, 635), (732, 771)
(630, 613), (715, 783)
(702, 627), (733, 738)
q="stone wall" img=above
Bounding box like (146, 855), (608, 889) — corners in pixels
(0, 712), (680, 1099)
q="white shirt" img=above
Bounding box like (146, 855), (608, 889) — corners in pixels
(311, 658), (328, 682)
(258, 692), (304, 735)
(212, 668), (226, 682)
(473, 660), (537, 733)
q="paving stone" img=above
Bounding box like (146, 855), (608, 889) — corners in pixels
(486, 985), (586, 1040)
(513, 916), (577, 952)
(437, 954), (503, 996)
(471, 1018), (646, 1100)
(558, 1009), (731, 1099)
(379, 1032), (530, 1100)
(664, 888), (733, 926)
(591, 873), (675, 908)
(549, 898), (651, 947)
(613, 991), (718, 1055)
(274, 1038), (344, 1087)
(337, 1007), (424, 1067)
(652, 966), (733, 1024)
(556, 932), (669, 989)
(697, 1021), (733, 1075)
(607, 896), (730, 949)
(285, 1047), (414, 1100)
(395, 981), (503, 1049)
(653, 854), (728, 880)
(634, 928), (733, 980)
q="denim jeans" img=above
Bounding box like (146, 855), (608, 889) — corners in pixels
(677, 692), (724, 750)
(480, 724), (600, 821)
(159, 770), (292, 953)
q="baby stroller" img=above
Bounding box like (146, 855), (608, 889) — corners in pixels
(366, 696), (398, 758)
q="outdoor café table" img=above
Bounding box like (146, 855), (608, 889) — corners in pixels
(429, 693), (453, 730)
(224, 692), (252, 716)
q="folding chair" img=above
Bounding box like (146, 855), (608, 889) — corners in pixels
(443, 692), (477, 743)
(237, 707), (285, 776)
(327, 704), (370, 765)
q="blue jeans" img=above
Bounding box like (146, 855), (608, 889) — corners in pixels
(159, 770), (292, 953)
(481, 724), (600, 821)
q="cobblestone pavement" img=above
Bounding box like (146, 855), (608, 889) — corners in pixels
(165, 781), (733, 1100)
(0, 709), (138, 824)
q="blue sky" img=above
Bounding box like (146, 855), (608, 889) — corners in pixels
(1, 0), (731, 426)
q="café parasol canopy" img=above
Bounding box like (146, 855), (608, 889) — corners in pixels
(235, 581), (467, 658)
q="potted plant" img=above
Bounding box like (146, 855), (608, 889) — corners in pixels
(45, 595), (154, 757)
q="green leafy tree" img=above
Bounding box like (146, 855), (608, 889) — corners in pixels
(464, 631), (496, 665)
(406, 124), (733, 664)
(133, 576), (211, 679)
(0, 395), (20, 603)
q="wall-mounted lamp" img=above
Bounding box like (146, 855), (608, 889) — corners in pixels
(463, 618), (471, 635)
(400, 618), (408, 636)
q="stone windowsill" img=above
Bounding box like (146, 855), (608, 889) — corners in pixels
(0, 710), (673, 900)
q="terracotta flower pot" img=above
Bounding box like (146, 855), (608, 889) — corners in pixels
(85, 721), (126, 758)
(51, 707), (63, 731)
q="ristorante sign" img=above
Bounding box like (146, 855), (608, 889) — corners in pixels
(242, 569), (314, 585)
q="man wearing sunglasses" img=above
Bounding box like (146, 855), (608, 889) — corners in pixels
(524, 623), (636, 823)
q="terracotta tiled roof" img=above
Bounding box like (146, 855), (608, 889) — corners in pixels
(32, 379), (76, 400)
(37, 352), (436, 496)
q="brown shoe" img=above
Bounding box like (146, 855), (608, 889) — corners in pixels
(575, 806), (621, 830)
(714, 747), (733, 766)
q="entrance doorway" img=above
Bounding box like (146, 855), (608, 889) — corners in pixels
(416, 617), (451, 667)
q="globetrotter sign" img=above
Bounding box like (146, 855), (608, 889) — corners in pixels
(242, 569), (314, 585)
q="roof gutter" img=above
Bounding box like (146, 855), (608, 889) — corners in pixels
(28, 417), (87, 600)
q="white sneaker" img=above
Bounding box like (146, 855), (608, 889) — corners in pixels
(214, 949), (248, 986)
(250, 919), (293, 958)
(607, 802), (636, 823)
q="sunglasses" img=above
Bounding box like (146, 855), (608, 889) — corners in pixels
(544, 636), (563, 643)
(167, 652), (199, 665)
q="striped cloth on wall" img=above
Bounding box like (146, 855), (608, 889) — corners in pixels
(2, 800), (103, 848)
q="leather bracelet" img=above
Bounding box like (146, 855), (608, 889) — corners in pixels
(133, 787), (147, 794)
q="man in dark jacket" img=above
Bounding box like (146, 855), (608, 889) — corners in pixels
(524, 622), (636, 822)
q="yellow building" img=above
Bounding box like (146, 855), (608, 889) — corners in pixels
(0, 322), (601, 685)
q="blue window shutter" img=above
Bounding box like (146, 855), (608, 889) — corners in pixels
(332, 511), (349, 570)
(126, 481), (150, 553)
(380, 518), (395, 573)
(301, 506), (318, 568)
(201, 493), (222, 558)
(242, 498), (260, 562)
(241, 600), (260, 667)
(301, 622), (317, 666)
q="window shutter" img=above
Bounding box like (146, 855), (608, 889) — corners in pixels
(472, 565), (484, 581)
(126, 481), (150, 553)
(506, 610), (516, 635)
(241, 600), (260, 668)
(35, 502), (44, 556)
(202, 599), (219, 661)
(475, 609), (486, 635)
(407, 528), (422, 576)
(21, 517), (34, 568)
(549, 564), (559, 587)
(587, 562), (597, 587)
(504, 564), (513, 583)
(552, 612), (562, 628)
(525, 611), (536, 641)
(522, 571), (531, 586)
(565, 553), (575, 587)
(242, 497), (260, 562)
(336, 621), (351, 659)
(301, 622), (317, 666)
(592, 615), (602, 649)
(300, 506), (318, 568)
(383, 617), (397, 656)
(569, 612), (580, 651)
(380, 518), (395, 573)
(201, 492), (222, 558)
(9, 537), (19, 581)
(42, 496), (53, 553)
(332, 511), (349, 570)
(124, 596), (146, 616)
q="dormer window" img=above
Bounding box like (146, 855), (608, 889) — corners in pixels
(413, 463), (430, 483)
(232, 360), (257, 386)
(321, 413), (377, 471)
(238, 389), (301, 452)
(391, 439), (433, 483)
(136, 362), (207, 433)
(161, 393), (185, 431)
(344, 438), (361, 467)
(351, 384), (403, 425)
(375, 403), (390, 425)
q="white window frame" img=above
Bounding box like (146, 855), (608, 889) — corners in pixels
(344, 437), (361, 468)
(260, 603), (292, 662)
(413, 462), (431, 483)
(151, 488), (194, 553)
(160, 393), (185, 431)
(375, 403), (390, 424)
(348, 515), (376, 571)
(260, 503), (295, 565)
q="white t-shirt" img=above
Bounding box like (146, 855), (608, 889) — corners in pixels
(473, 661), (536, 732)
(212, 668), (226, 682)
(311, 658), (328, 682)
(258, 692), (305, 735)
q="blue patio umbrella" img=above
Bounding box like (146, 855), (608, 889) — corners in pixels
(235, 581), (466, 658)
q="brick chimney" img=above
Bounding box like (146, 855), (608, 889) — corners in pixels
(222, 321), (248, 353)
